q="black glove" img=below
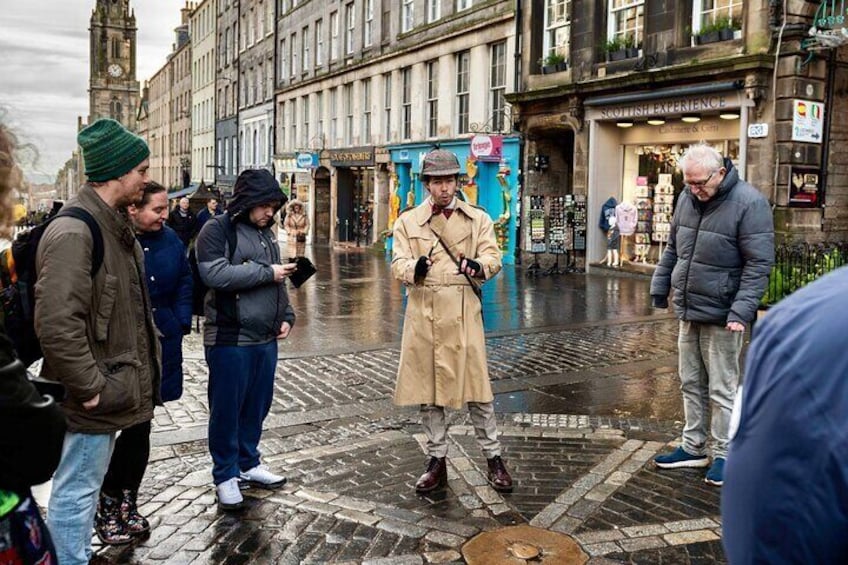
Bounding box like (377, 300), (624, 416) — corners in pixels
(414, 256), (430, 284)
(652, 295), (669, 309)
(460, 256), (483, 278)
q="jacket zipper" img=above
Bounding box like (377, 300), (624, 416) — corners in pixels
(260, 229), (284, 333)
(681, 206), (705, 318)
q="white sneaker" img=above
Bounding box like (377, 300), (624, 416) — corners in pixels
(216, 477), (244, 511)
(239, 464), (287, 489)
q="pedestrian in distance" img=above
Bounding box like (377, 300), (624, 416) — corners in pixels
(391, 148), (513, 494)
(168, 196), (196, 247)
(721, 266), (848, 563)
(195, 196), (222, 235)
(650, 143), (774, 487)
(195, 168), (296, 511)
(35, 118), (161, 565)
(93, 181), (193, 544)
(283, 199), (309, 258)
(0, 116), (66, 565)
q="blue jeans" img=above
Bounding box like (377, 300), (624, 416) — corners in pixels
(206, 341), (278, 485)
(678, 320), (743, 459)
(46, 431), (115, 565)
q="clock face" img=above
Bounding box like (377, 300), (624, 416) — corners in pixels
(108, 63), (123, 78)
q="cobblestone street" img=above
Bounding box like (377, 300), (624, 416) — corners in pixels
(85, 246), (726, 564)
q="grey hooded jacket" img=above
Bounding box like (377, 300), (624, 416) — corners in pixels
(196, 169), (295, 346)
(650, 160), (774, 325)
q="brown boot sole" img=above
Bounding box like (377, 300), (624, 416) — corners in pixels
(415, 476), (447, 494)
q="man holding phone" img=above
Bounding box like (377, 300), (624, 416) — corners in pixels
(391, 148), (513, 494)
(195, 169), (296, 510)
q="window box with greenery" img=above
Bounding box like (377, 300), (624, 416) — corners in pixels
(694, 16), (739, 45)
(604, 36), (638, 62)
(540, 52), (568, 74)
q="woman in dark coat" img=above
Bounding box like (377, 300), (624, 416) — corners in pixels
(0, 120), (65, 564)
(95, 182), (193, 544)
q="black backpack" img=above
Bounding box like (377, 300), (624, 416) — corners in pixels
(0, 207), (104, 366)
(189, 214), (237, 317)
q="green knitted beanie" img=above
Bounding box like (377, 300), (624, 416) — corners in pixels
(78, 118), (150, 182)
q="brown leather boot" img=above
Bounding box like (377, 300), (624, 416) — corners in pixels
(415, 457), (447, 493)
(487, 456), (514, 492)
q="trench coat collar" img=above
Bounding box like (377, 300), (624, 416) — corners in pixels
(412, 198), (476, 226)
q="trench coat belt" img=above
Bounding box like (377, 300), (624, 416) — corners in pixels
(421, 273), (475, 286)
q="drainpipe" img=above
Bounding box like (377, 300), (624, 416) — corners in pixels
(513, 0), (524, 265)
(820, 48), (837, 228)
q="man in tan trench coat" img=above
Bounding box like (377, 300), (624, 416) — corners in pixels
(391, 148), (513, 494)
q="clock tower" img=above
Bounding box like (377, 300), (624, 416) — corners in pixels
(89, 0), (140, 131)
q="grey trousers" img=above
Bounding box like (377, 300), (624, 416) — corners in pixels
(420, 402), (501, 459)
(678, 320), (744, 459)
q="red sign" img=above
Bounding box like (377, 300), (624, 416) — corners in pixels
(470, 135), (503, 162)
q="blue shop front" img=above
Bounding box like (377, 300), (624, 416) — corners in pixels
(385, 136), (520, 264)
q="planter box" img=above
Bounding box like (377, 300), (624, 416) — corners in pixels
(541, 62), (566, 74)
(626, 47), (639, 58)
(719, 28), (734, 41)
(607, 49), (628, 62)
(696, 31), (721, 45)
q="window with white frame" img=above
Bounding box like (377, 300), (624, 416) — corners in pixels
(401, 0), (414, 33)
(401, 67), (411, 140)
(489, 41), (507, 132)
(544, 0), (570, 60)
(290, 98), (298, 150)
(302, 95), (310, 148)
(267, 55), (273, 98)
(302, 26), (310, 72)
(384, 72), (392, 142)
(362, 78), (372, 144)
(364, 0), (374, 47)
(608, 0), (644, 46)
(693, 0), (743, 33)
(279, 101), (286, 152)
(279, 38), (287, 82)
(426, 61), (438, 138)
(266, 0), (273, 36)
(457, 0), (472, 11)
(345, 3), (355, 55)
(456, 50), (470, 134)
(315, 19), (324, 66)
(290, 32), (298, 78)
(256, 4), (264, 37)
(330, 11), (340, 60)
(330, 88), (338, 146)
(344, 83), (353, 145)
(316, 91), (324, 146)
(267, 126), (273, 162)
(426, 0), (440, 23)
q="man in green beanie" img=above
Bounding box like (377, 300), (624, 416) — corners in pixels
(35, 118), (162, 565)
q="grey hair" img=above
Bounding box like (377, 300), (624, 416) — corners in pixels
(678, 143), (724, 174)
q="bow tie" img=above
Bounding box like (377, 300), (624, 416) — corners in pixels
(431, 205), (454, 219)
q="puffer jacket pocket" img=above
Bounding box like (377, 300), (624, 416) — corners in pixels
(92, 353), (141, 415)
(94, 274), (119, 342)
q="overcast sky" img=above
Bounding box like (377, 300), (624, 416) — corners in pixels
(0, 1), (188, 184)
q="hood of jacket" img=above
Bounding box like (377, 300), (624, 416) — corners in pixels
(227, 169), (285, 223)
(286, 198), (305, 214)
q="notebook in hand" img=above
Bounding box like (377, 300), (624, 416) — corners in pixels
(289, 257), (317, 288)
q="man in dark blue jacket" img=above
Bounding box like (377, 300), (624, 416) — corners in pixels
(196, 169), (296, 511)
(722, 266), (848, 562)
(650, 143), (773, 487)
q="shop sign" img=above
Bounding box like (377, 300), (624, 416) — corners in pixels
(788, 166), (820, 207)
(329, 147), (375, 167)
(791, 99), (824, 143)
(747, 123), (769, 138)
(398, 149), (410, 161)
(296, 152), (318, 169)
(470, 135), (503, 162)
(598, 94), (732, 120)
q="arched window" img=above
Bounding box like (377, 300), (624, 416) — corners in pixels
(111, 37), (121, 59)
(110, 99), (123, 123)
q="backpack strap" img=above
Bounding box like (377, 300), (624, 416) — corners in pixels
(218, 213), (238, 262)
(54, 207), (104, 277)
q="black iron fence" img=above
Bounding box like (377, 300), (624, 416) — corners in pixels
(761, 241), (848, 307)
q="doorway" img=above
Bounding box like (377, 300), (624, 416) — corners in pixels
(314, 167), (331, 243)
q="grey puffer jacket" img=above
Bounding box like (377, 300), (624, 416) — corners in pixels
(650, 160), (774, 325)
(196, 170), (295, 346)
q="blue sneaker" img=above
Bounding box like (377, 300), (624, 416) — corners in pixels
(704, 457), (725, 486)
(654, 446), (709, 469)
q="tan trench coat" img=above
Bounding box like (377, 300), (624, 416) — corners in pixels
(391, 199), (502, 409)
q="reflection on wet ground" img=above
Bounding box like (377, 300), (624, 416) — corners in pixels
(283, 245), (666, 355)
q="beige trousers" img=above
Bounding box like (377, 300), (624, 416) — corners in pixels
(420, 402), (501, 459)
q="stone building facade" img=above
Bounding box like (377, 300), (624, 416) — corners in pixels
(273, 0), (518, 253)
(190, 0), (217, 184)
(509, 0), (848, 272)
(215, 0), (240, 194)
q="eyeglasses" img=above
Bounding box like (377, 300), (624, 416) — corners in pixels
(688, 171), (715, 189)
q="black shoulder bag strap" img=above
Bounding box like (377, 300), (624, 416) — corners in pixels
(427, 222), (483, 304)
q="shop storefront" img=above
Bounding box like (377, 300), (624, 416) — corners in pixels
(329, 147), (376, 245)
(386, 136), (521, 264)
(274, 152), (318, 243)
(585, 85), (753, 273)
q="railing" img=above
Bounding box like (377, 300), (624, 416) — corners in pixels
(761, 241), (848, 306)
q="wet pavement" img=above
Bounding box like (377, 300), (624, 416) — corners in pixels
(79, 244), (728, 564)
